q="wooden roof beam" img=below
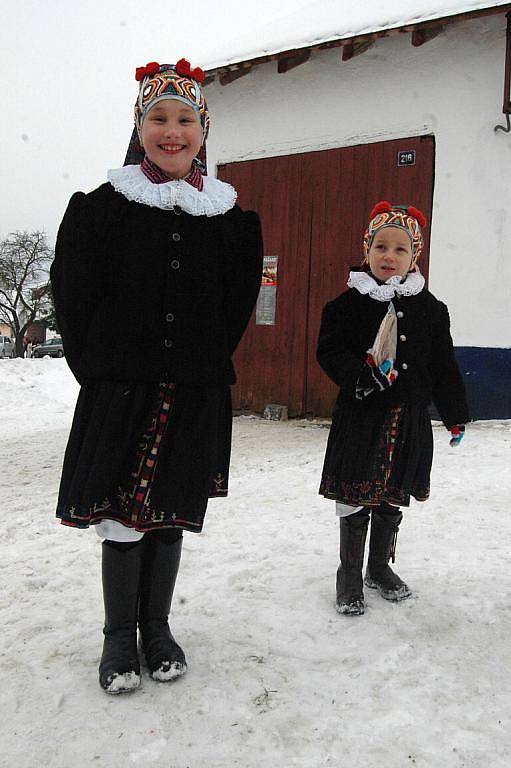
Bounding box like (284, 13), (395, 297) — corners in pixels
(411, 25), (444, 47)
(219, 65), (252, 86)
(342, 40), (374, 61)
(277, 50), (311, 73)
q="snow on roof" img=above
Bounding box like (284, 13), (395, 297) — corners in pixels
(203, 0), (510, 71)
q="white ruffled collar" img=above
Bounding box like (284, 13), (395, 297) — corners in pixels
(107, 164), (237, 216)
(347, 270), (425, 301)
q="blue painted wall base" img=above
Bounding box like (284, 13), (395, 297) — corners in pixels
(455, 347), (511, 420)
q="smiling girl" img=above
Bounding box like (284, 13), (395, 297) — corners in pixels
(142, 100), (203, 177)
(317, 201), (469, 616)
(51, 59), (263, 693)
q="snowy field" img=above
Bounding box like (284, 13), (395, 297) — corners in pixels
(1, 358), (511, 768)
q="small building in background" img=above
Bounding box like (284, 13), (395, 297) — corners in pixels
(203, 1), (511, 419)
(24, 322), (46, 345)
(0, 322), (13, 339)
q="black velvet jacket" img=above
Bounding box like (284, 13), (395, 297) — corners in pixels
(51, 183), (263, 386)
(317, 285), (470, 429)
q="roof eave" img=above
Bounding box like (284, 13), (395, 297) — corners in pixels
(204, 3), (511, 84)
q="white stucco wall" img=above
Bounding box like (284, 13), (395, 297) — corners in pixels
(206, 14), (511, 348)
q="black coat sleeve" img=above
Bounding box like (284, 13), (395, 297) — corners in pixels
(316, 298), (366, 393)
(221, 205), (263, 355)
(428, 301), (470, 429)
(50, 192), (103, 384)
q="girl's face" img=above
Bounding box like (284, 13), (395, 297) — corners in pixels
(140, 100), (203, 179)
(368, 226), (413, 281)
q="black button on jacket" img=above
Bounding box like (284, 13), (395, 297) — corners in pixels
(51, 183), (263, 386)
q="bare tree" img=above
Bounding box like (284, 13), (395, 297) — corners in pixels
(0, 231), (53, 357)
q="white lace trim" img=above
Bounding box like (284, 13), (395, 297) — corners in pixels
(107, 165), (237, 216)
(347, 270), (425, 301)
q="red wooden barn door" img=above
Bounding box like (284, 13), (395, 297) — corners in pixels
(218, 135), (435, 417)
(305, 136), (435, 416)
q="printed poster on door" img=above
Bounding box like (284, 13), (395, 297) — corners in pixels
(256, 255), (278, 325)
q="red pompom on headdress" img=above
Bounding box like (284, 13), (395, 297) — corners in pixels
(175, 58), (205, 83)
(407, 206), (427, 228)
(136, 58), (205, 84)
(135, 61), (160, 81)
(369, 200), (392, 219)
(191, 67), (205, 83)
(175, 58), (192, 77)
(145, 61), (160, 76)
(369, 200), (426, 228)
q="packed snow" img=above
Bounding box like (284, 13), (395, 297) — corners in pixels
(203, 0), (511, 69)
(1, 358), (511, 767)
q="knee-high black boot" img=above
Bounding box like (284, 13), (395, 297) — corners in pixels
(99, 539), (143, 694)
(336, 510), (370, 615)
(364, 504), (412, 601)
(138, 529), (187, 682)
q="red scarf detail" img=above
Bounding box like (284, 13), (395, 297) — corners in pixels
(140, 156), (204, 191)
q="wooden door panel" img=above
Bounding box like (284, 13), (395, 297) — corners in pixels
(305, 145), (357, 416)
(218, 155), (312, 415)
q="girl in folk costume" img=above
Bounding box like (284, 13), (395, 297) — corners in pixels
(51, 59), (263, 693)
(317, 201), (469, 616)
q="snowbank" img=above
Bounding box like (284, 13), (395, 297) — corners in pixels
(1, 358), (79, 438)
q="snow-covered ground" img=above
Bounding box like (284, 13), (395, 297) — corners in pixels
(1, 358), (511, 768)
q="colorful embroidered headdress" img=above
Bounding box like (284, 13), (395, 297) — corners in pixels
(124, 58), (209, 171)
(363, 201), (427, 266)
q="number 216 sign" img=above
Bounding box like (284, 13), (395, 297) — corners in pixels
(397, 150), (416, 166)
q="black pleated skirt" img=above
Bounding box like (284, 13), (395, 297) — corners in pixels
(319, 400), (433, 507)
(56, 381), (232, 533)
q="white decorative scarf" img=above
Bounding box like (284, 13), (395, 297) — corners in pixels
(107, 164), (237, 216)
(347, 270), (425, 301)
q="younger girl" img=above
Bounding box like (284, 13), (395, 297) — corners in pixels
(51, 59), (263, 692)
(317, 201), (469, 615)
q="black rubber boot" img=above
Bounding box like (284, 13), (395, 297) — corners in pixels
(364, 505), (412, 601)
(336, 511), (370, 615)
(99, 539), (143, 694)
(138, 529), (187, 682)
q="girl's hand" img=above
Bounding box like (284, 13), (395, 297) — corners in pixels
(356, 354), (398, 399)
(368, 353), (398, 389)
(378, 358), (398, 384)
(449, 424), (465, 447)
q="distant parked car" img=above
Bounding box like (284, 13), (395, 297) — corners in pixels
(0, 335), (15, 359)
(32, 337), (65, 358)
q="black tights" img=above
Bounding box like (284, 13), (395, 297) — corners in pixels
(103, 529), (183, 552)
